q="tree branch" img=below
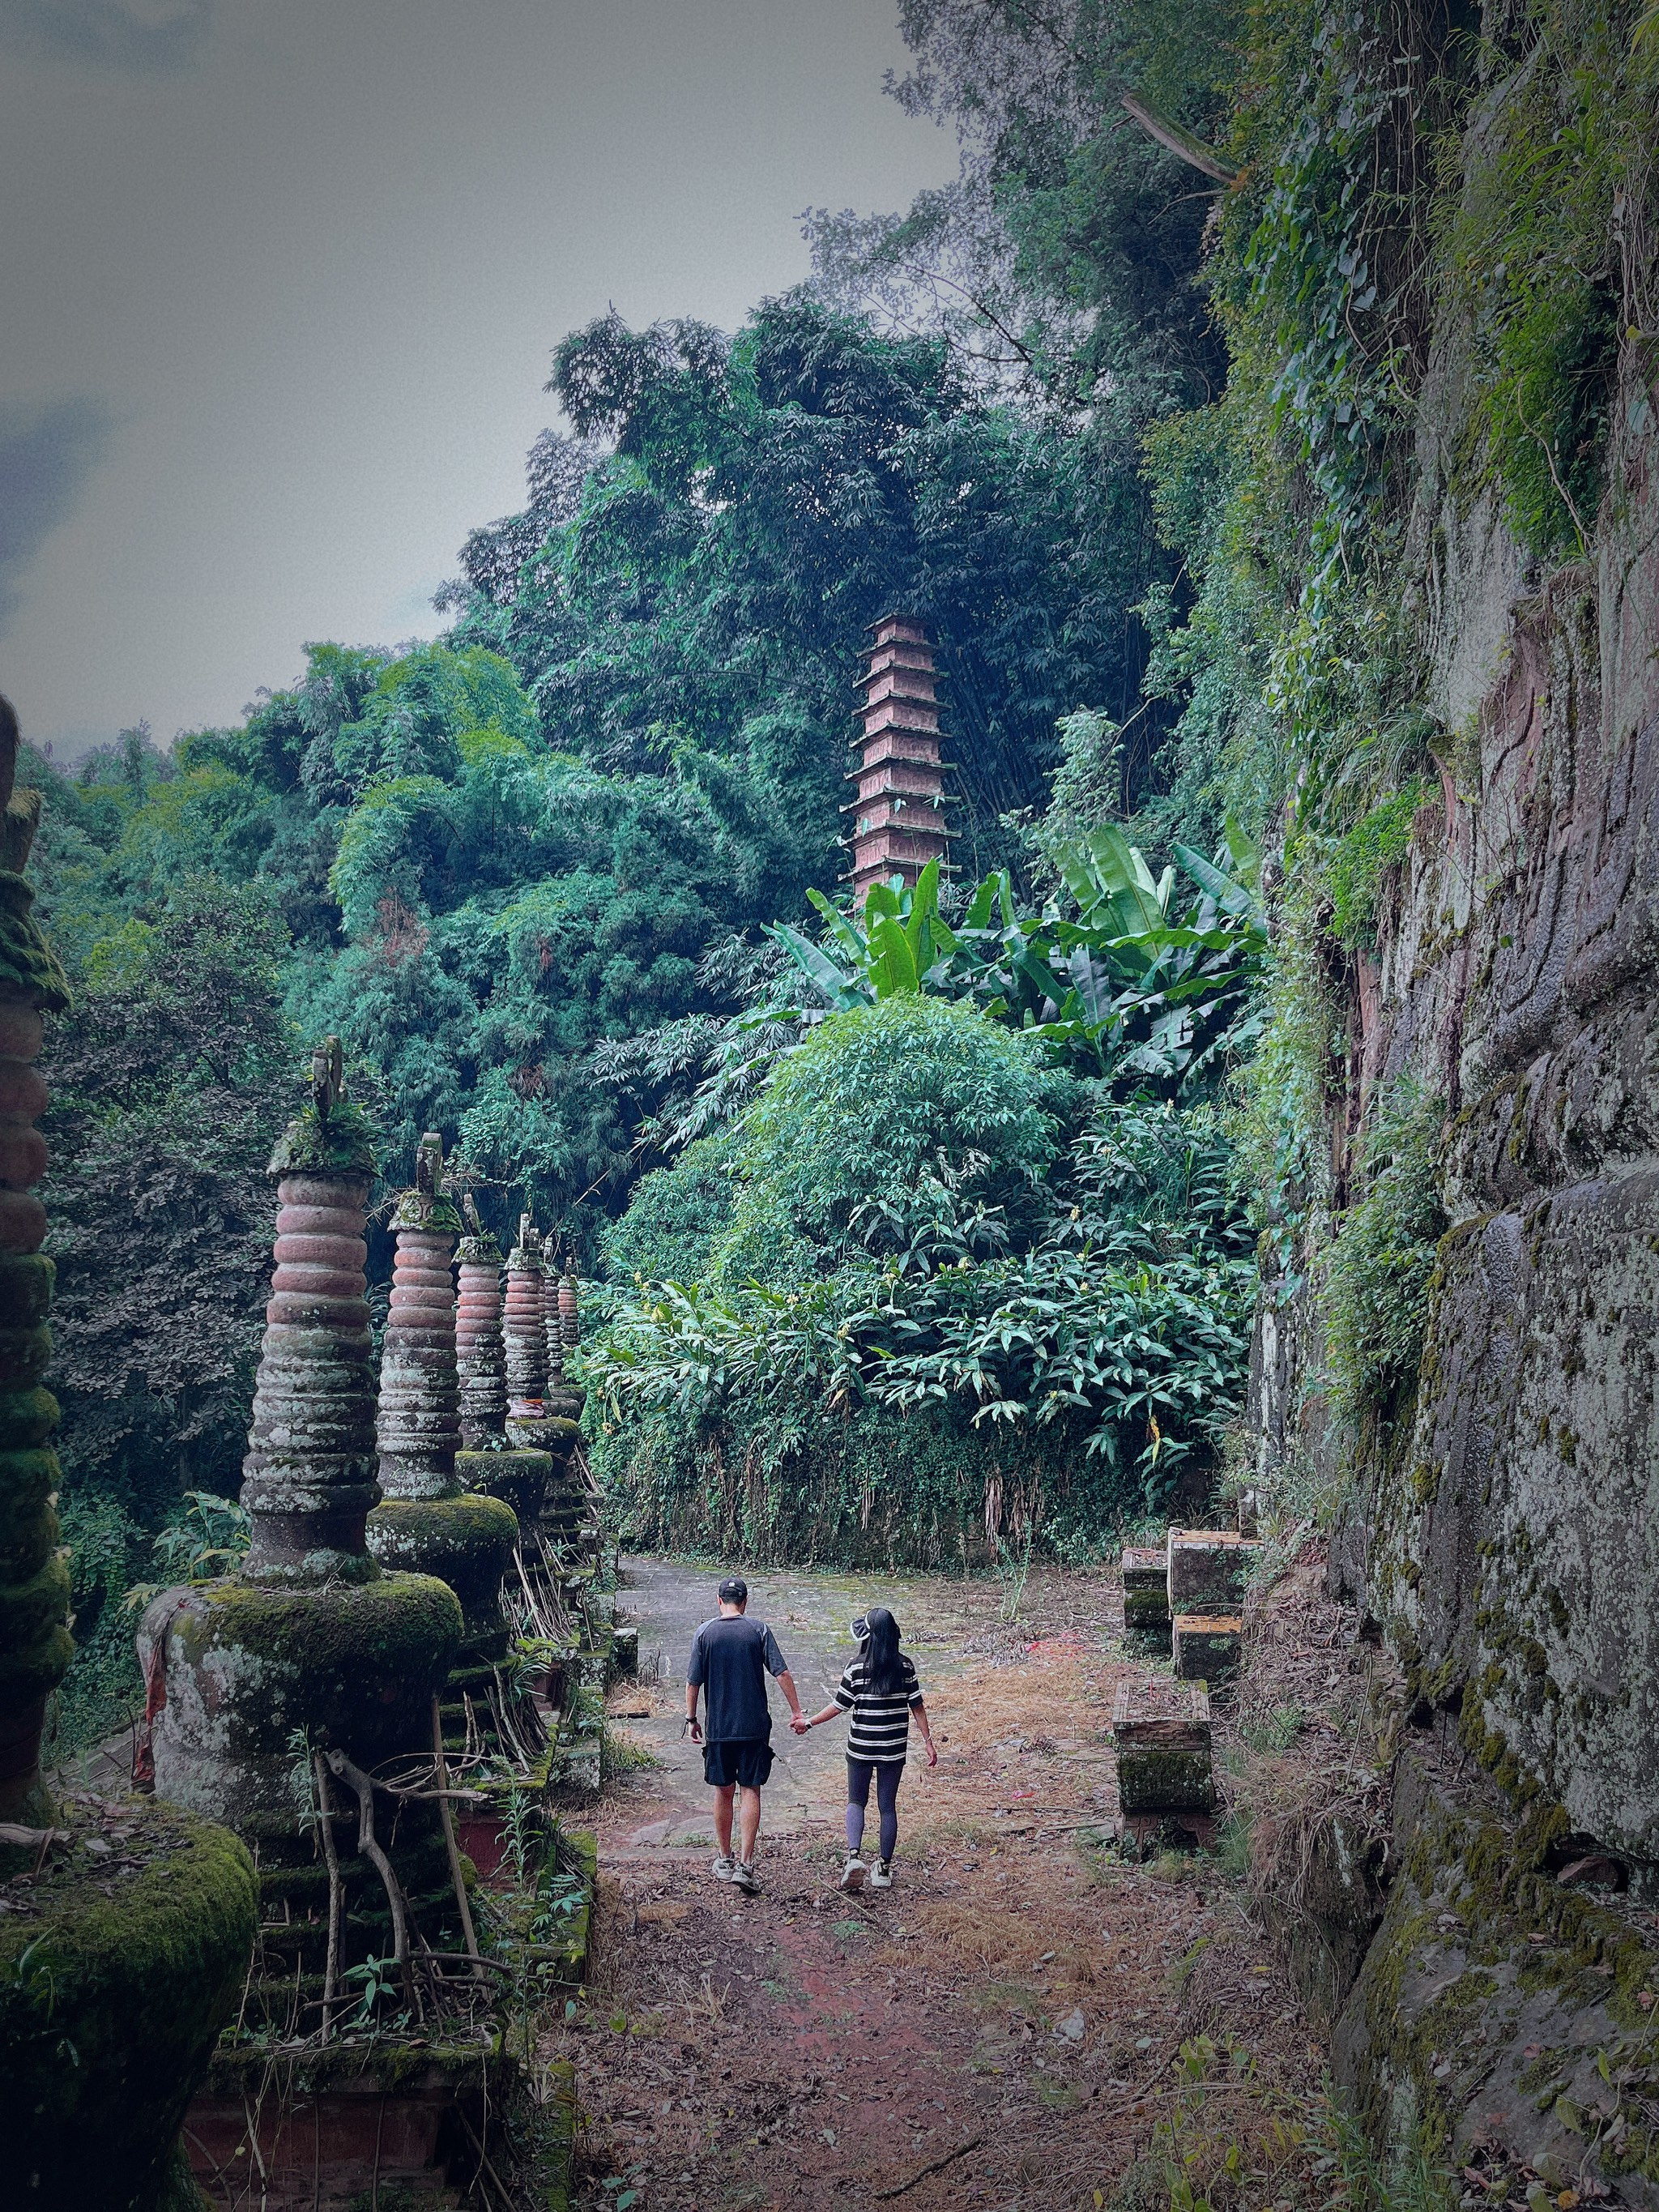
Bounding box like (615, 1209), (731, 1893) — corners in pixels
(1120, 96), (1237, 185)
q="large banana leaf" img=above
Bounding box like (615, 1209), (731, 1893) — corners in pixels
(867, 914), (919, 993)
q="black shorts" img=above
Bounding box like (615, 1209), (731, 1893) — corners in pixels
(703, 1738), (775, 1789)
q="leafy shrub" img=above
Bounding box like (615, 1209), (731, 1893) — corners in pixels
(49, 1488), (145, 1757)
(723, 995), (1068, 1271)
(1447, 0), (1636, 559)
(602, 1130), (740, 1285)
(584, 1100), (1255, 1561)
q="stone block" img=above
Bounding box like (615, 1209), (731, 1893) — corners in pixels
(1167, 1528), (1262, 1616)
(1111, 1680), (1214, 1813)
(1122, 1545), (1171, 1629)
(1172, 1613), (1242, 1682)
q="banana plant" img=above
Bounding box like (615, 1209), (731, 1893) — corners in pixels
(766, 826), (1266, 1096)
(766, 857), (960, 1006)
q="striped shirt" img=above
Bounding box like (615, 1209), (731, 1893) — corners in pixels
(835, 1654), (923, 1763)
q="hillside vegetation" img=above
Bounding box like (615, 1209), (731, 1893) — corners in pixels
(40, 0), (1645, 1774)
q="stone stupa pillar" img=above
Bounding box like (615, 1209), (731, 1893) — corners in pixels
(455, 1194), (550, 1528)
(455, 1195), (506, 1449)
(503, 1212), (547, 1428)
(549, 1263), (586, 1423)
(0, 696), (258, 2211)
(146, 1047), (463, 1839)
(366, 1135), (518, 1655)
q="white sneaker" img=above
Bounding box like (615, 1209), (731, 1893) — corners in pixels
(839, 1856), (868, 1894)
(732, 1860), (759, 1895)
(868, 1859), (893, 1890)
(711, 1854), (736, 1881)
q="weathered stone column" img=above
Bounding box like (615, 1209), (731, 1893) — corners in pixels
(503, 1215), (585, 1532)
(456, 1196), (506, 1448)
(503, 1212), (547, 1420)
(548, 1263), (586, 1423)
(455, 1199), (551, 1529)
(147, 1049), (463, 1838)
(366, 1136), (518, 1650)
(0, 697), (258, 2212)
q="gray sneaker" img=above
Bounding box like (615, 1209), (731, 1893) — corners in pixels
(731, 1860), (759, 1895)
(711, 1854), (736, 1881)
(868, 1859), (893, 1890)
(839, 1856), (868, 1894)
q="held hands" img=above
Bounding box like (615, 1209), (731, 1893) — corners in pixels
(788, 1712), (812, 1735)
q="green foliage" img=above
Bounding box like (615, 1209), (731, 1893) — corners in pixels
(768, 832), (1266, 1092)
(599, 1130), (740, 1285)
(37, 873), (295, 1751)
(48, 1488), (144, 1758)
(1325, 1082), (1447, 1426)
(1327, 779), (1433, 951)
(587, 1095), (1254, 1556)
(1447, 0), (1640, 558)
(727, 995), (1064, 1268)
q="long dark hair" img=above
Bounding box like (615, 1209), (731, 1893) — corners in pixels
(861, 1607), (905, 1696)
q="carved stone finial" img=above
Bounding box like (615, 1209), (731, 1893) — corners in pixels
(311, 1034), (344, 1117)
(414, 1129), (442, 1198)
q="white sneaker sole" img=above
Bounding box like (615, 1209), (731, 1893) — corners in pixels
(840, 1862), (868, 1894)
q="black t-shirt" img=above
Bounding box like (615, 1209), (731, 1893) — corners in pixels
(688, 1615), (789, 1743)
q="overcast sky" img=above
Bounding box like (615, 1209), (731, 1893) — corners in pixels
(0, 0), (956, 757)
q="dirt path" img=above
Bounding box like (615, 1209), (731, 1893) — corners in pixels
(542, 1559), (1322, 2212)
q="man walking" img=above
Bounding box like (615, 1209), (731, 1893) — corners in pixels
(685, 1575), (807, 1894)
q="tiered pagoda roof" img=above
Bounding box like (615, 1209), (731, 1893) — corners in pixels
(843, 614), (954, 907)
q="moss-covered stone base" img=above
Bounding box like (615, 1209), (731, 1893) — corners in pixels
(365, 1492), (519, 1635)
(1118, 1744), (1215, 1813)
(506, 1411), (579, 1465)
(147, 1570), (462, 1837)
(0, 1792), (256, 2211)
(457, 1445), (551, 1527)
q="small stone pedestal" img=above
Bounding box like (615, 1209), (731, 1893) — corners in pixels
(1122, 1544), (1171, 1636)
(1167, 1527), (1262, 1617)
(1112, 1680), (1215, 1815)
(1172, 1614), (1243, 1683)
(458, 1445), (552, 1528)
(0, 702), (258, 2210)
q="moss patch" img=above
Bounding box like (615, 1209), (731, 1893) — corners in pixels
(0, 1792), (255, 2210)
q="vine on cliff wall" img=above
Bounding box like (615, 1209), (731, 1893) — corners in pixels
(1447, 0), (1649, 557)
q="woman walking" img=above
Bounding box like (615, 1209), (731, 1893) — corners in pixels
(802, 1607), (937, 1892)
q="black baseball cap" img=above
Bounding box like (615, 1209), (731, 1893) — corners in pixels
(719, 1575), (748, 1604)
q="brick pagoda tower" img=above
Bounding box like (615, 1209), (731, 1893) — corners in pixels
(844, 613), (954, 909)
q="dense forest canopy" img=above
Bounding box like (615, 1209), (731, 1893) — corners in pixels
(35, 0), (1642, 1743)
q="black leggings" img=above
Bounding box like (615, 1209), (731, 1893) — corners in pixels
(846, 1757), (904, 1861)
